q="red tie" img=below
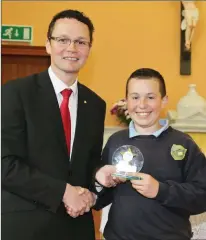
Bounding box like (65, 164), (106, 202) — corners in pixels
(60, 89), (72, 155)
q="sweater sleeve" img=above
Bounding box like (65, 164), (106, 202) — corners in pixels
(155, 139), (206, 215)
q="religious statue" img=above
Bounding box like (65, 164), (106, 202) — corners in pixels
(181, 1), (199, 50)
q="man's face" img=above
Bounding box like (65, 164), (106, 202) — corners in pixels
(126, 78), (168, 132)
(46, 18), (91, 75)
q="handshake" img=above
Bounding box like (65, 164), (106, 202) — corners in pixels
(62, 165), (125, 218)
(63, 184), (96, 218)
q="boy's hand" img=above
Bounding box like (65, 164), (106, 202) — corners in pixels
(130, 173), (159, 198)
(95, 165), (117, 187)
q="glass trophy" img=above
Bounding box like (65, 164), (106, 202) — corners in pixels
(111, 145), (144, 180)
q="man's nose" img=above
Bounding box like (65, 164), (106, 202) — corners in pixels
(65, 41), (77, 51)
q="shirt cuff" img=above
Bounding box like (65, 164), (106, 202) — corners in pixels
(95, 181), (103, 192)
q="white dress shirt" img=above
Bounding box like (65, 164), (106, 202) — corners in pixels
(48, 67), (78, 158)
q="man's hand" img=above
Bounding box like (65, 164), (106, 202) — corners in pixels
(95, 165), (126, 187)
(64, 186), (96, 217)
(130, 173), (159, 198)
(63, 184), (89, 217)
(77, 187), (97, 209)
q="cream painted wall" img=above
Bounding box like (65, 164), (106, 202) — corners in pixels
(2, 1), (206, 126)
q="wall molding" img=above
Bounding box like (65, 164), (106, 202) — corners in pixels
(104, 123), (206, 135)
(170, 123), (206, 133)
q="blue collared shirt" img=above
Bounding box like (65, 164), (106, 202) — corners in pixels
(129, 119), (169, 138)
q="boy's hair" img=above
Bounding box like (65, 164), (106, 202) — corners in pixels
(47, 9), (95, 44)
(126, 68), (167, 98)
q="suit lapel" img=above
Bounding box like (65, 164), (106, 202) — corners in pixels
(70, 83), (88, 164)
(36, 71), (68, 156)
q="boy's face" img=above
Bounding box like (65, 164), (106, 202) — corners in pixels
(126, 78), (168, 133)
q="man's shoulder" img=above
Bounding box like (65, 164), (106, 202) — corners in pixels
(2, 70), (48, 90)
(78, 82), (105, 105)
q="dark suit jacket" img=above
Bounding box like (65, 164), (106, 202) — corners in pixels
(1, 70), (106, 240)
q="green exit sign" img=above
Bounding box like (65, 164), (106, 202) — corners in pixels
(2, 25), (33, 42)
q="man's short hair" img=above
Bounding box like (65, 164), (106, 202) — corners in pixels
(47, 9), (95, 44)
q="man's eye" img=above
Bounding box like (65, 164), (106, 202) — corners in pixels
(76, 40), (86, 45)
(132, 96), (139, 100)
(58, 38), (68, 44)
(148, 96), (155, 99)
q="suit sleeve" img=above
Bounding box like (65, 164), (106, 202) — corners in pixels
(155, 140), (206, 215)
(1, 82), (66, 213)
(89, 99), (106, 193)
(93, 137), (115, 210)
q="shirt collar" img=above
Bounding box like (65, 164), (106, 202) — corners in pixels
(48, 66), (78, 96)
(129, 119), (169, 138)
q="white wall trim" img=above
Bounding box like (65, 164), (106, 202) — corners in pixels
(170, 123), (206, 133)
(105, 123), (206, 134)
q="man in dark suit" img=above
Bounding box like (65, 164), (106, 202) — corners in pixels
(2, 9), (106, 240)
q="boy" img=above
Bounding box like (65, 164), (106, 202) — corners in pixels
(95, 68), (206, 240)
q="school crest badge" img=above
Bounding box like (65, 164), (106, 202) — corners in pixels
(171, 144), (187, 160)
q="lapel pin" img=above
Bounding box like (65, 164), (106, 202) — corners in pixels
(84, 100), (87, 104)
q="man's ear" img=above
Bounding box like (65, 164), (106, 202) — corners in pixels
(45, 39), (51, 55)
